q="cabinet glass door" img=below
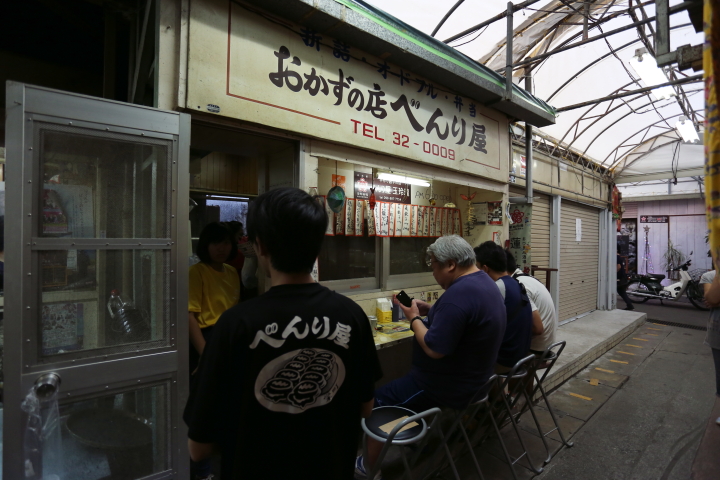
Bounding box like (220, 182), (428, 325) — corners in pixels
(4, 83), (189, 480)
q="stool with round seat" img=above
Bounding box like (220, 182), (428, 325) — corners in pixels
(361, 406), (442, 480)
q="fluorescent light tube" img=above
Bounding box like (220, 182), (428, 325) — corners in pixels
(377, 173), (431, 187)
(675, 117), (699, 143)
(629, 53), (676, 101)
(208, 195), (250, 201)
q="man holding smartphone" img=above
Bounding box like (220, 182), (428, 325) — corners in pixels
(355, 235), (506, 479)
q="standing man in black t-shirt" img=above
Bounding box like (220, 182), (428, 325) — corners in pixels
(184, 187), (382, 480)
(617, 253), (634, 310)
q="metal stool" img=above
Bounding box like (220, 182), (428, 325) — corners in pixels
(493, 355), (545, 477)
(422, 375), (500, 480)
(362, 406), (441, 480)
(519, 341), (575, 463)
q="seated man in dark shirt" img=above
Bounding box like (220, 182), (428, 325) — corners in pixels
(184, 188), (382, 480)
(356, 235), (506, 479)
(474, 241), (543, 373)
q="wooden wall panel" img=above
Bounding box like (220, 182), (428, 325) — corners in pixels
(191, 151), (258, 195)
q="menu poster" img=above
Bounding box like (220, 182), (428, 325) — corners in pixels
(355, 200), (364, 236)
(422, 207), (430, 236)
(322, 196), (334, 236)
(42, 302), (84, 355)
(401, 205), (411, 237)
(410, 205), (419, 236)
(454, 210), (462, 235)
(335, 202), (345, 235)
(443, 209), (450, 235)
(430, 208), (438, 236)
(488, 201), (503, 225)
(345, 199), (355, 236)
(388, 203), (396, 236)
(368, 201), (377, 236)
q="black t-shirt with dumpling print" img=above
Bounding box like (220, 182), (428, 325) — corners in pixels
(184, 283), (382, 480)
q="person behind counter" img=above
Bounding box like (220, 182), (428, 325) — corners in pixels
(184, 187), (382, 480)
(356, 235), (506, 479)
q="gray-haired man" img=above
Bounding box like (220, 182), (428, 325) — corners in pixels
(356, 235), (506, 479)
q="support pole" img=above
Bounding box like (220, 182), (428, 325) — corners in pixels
(583, 2), (589, 40)
(524, 74), (533, 205)
(505, 2), (513, 100)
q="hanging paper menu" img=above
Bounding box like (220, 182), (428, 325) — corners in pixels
(454, 210), (462, 235)
(335, 202), (345, 235)
(394, 204), (403, 237)
(441, 209), (449, 236)
(355, 200), (364, 236)
(345, 199), (355, 236)
(422, 207), (430, 236)
(322, 196), (334, 236)
(368, 201), (376, 236)
(379, 203), (390, 236)
(401, 205), (411, 237)
(410, 205), (419, 236)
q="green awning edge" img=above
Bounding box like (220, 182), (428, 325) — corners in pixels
(332, 0), (558, 118)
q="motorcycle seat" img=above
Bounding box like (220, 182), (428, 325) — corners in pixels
(647, 273), (665, 280)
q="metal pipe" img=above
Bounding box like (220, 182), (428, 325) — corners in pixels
(524, 74), (533, 205)
(556, 74), (703, 112)
(511, 1), (696, 70)
(442, 0), (543, 44)
(431, 0), (466, 37)
(505, 2), (513, 100)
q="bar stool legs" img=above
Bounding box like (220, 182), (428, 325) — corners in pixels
(512, 341), (574, 465)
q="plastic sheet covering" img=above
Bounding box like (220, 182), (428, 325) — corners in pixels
(22, 386), (63, 480)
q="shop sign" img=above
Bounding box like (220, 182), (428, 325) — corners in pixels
(354, 172), (410, 204)
(188, 0), (508, 183)
(640, 215), (668, 223)
(508, 204), (532, 274)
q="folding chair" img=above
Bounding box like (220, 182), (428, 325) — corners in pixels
(361, 406), (442, 480)
(518, 341), (574, 463)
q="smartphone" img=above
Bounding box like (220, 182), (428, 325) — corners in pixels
(396, 290), (414, 308)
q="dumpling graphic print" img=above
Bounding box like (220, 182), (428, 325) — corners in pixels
(255, 348), (346, 414)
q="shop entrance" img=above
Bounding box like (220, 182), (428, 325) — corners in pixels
(3, 83), (190, 480)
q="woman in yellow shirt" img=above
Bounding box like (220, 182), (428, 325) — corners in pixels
(189, 222), (240, 373)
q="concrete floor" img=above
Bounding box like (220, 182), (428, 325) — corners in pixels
(617, 294), (709, 329)
(535, 323), (715, 480)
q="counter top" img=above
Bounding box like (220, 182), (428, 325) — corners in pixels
(374, 322), (414, 350)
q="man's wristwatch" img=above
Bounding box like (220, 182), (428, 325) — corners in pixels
(410, 316), (423, 330)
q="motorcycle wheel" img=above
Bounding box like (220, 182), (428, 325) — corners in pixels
(625, 281), (650, 303)
(686, 283), (709, 311)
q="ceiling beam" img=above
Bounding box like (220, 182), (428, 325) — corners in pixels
(615, 167), (704, 183)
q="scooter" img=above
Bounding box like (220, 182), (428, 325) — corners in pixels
(625, 255), (707, 310)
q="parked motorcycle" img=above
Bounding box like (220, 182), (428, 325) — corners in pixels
(626, 256), (708, 310)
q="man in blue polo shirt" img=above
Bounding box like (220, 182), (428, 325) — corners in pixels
(355, 235), (506, 479)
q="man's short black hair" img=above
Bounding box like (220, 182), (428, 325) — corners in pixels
(196, 222), (237, 264)
(505, 249), (518, 273)
(474, 241), (507, 273)
(247, 187), (328, 274)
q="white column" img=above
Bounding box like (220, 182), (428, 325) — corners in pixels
(550, 195), (561, 316)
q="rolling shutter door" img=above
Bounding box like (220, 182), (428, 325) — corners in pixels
(559, 200), (600, 320)
(510, 188), (551, 268)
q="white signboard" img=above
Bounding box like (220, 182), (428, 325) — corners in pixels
(188, 0), (508, 183)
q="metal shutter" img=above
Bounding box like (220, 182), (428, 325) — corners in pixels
(511, 188), (551, 268)
(623, 202), (638, 219)
(559, 200), (600, 320)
